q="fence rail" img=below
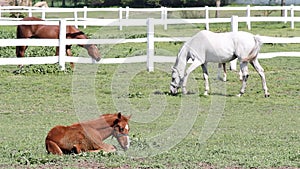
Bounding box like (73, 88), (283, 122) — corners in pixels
(0, 16), (299, 71)
(1, 5), (300, 30)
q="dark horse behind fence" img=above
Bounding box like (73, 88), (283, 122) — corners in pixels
(45, 112), (131, 155)
(16, 17), (101, 68)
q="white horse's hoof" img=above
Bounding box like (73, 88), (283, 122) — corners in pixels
(204, 91), (208, 96)
(223, 74), (227, 82)
(217, 76), (227, 82)
(265, 93), (270, 98)
(237, 93), (242, 97)
(182, 87), (187, 95)
(217, 75), (222, 81)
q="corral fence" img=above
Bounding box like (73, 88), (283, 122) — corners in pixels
(0, 16), (300, 71)
(1, 5), (300, 30)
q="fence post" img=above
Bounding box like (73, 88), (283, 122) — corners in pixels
(231, 15), (238, 32)
(59, 19), (67, 71)
(83, 6), (87, 29)
(290, 4), (294, 29)
(125, 6), (129, 19)
(164, 7), (168, 30)
(28, 7), (32, 17)
(0, 7), (2, 18)
(230, 15), (238, 71)
(163, 7), (168, 30)
(42, 6), (46, 19)
(246, 5), (251, 30)
(205, 6), (209, 30)
(161, 6), (167, 30)
(119, 7), (123, 30)
(74, 9), (78, 28)
(161, 6), (164, 20)
(284, 6), (288, 24)
(147, 18), (154, 72)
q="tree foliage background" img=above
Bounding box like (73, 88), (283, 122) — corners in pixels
(41, 0), (229, 7)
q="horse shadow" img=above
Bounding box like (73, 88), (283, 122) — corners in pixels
(153, 90), (235, 97)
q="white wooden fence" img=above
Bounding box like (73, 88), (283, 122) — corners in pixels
(0, 16), (300, 71)
(1, 5), (300, 30)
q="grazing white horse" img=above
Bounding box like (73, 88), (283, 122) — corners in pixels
(169, 30), (270, 97)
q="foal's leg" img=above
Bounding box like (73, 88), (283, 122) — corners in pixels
(16, 46), (28, 68)
(73, 141), (115, 154)
(201, 63), (210, 96)
(55, 47), (59, 56)
(66, 45), (74, 68)
(90, 143), (116, 153)
(238, 61), (249, 97)
(55, 46), (74, 69)
(45, 140), (63, 155)
(86, 129), (117, 153)
(16, 46), (27, 58)
(181, 60), (202, 94)
(250, 59), (270, 97)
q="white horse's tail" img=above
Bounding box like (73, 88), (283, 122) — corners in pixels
(243, 35), (262, 62)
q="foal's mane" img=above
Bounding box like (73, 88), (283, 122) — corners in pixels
(66, 31), (87, 39)
(73, 113), (129, 128)
(100, 113), (130, 123)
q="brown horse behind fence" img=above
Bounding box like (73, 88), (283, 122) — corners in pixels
(16, 17), (101, 68)
(45, 112), (131, 155)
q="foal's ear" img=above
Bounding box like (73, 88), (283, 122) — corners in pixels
(127, 114), (132, 120)
(117, 112), (122, 119)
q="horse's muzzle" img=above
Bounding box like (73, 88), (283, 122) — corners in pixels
(95, 57), (101, 62)
(169, 84), (178, 95)
(170, 90), (178, 96)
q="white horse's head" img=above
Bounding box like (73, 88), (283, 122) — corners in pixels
(170, 67), (181, 95)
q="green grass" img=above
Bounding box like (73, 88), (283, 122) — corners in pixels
(0, 57), (299, 168)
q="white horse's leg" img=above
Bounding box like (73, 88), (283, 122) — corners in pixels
(239, 70), (243, 81)
(222, 63), (227, 82)
(218, 63), (227, 82)
(201, 63), (209, 96)
(218, 63), (222, 80)
(230, 58), (237, 71)
(250, 59), (270, 97)
(238, 62), (249, 97)
(181, 60), (202, 94)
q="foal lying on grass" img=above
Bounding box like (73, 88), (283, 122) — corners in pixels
(45, 112), (131, 155)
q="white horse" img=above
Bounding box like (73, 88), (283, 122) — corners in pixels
(169, 30), (270, 97)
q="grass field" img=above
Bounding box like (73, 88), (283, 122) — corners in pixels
(0, 57), (299, 168)
(0, 13), (300, 168)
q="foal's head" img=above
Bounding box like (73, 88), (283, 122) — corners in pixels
(111, 112), (131, 150)
(170, 67), (181, 95)
(68, 29), (101, 62)
(84, 44), (101, 62)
